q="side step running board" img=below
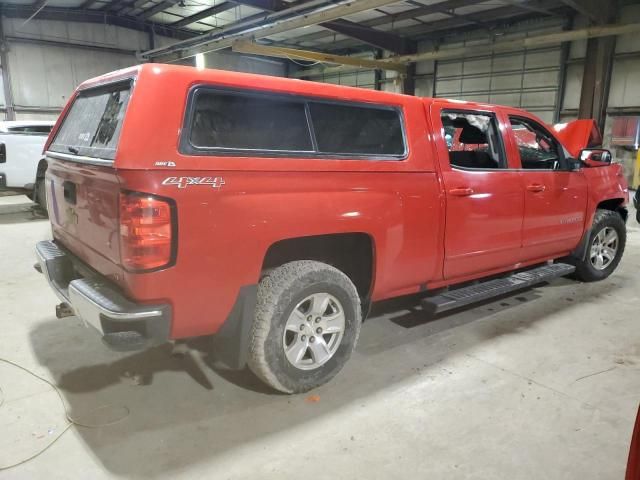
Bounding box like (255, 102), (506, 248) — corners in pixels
(421, 263), (575, 315)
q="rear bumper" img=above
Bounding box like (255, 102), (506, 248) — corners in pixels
(35, 240), (171, 351)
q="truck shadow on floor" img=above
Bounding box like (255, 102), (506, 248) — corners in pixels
(26, 276), (624, 477)
(0, 207), (47, 224)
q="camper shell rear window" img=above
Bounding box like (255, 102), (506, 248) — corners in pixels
(181, 86), (407, 160)
(49, 80), (132, 162)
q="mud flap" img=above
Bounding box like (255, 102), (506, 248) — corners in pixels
(210, 285), (257, 370)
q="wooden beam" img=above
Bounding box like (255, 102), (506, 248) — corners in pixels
(231, 0), (414, 53)
(232, 40), (406, 72)
(286, 0), (483, 46)
(296, 22), (640, 76)
(321, 0), (563, 53)
(142, 0), (405, 60)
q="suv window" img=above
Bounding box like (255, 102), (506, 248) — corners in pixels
(308, 102), (404, 155)
(49, 81), (132, 161)
(190, 91), (313, 152)
(509, 116), (563, 170)
(441, 111), (506, 169)
(184, 88), (406, 159)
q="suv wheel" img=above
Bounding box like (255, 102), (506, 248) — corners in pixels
(248, 260), (361, 394)
(573, 209), (626, 282)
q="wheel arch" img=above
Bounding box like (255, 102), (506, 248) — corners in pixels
(261, 232), (376, 317)
(596, 197), (628, 223)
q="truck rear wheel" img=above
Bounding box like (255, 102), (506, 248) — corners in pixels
(248, 260), (361, 394)
(573, 209), (626, 282)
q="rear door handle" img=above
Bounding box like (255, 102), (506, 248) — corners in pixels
(526, 184), (546, 193)
(449, 187), (474, 197)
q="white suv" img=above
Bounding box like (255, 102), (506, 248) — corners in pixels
(0, 120), (55, 207)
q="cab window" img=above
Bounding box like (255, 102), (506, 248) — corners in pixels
(509, 116), (563, 170)
(441, 111), (506, 170)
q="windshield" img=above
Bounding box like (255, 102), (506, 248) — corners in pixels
(49, 80), (132, 161)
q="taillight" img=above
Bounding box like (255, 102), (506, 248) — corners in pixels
(119, 192), (176, 272)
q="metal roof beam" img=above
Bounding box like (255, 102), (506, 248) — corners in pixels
(79, 0), (103, 8)
(285, 0), (483, 45)
(141, 0), (405, 60)
(318, 0), (565, 52)
(296, 21), (640, 76)
(0, 4), (194, 40)
(321, 19), (415, 53)
(556, 0), (599, 22)
(498, 0), (560, 16)
(169, 2), (236, 28)
(231, 0), (414, 53)
(139, 0), (177, 19)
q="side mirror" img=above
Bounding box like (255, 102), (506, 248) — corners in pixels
(580, 148), (612, 167)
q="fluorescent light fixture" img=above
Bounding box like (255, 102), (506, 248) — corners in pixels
(195, 53), (206, 69)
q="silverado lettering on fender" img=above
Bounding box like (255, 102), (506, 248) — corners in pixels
(35, 64), (629, 393)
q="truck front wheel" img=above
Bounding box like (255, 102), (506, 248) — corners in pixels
(573, 209), (626, 282)
(248, 260), (361, 394)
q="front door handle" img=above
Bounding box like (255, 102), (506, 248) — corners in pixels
(449, 187), (474, 197)
(526, 183), (546, 193)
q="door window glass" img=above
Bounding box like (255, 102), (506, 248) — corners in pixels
(441, 111), (506, 169)
(509, 116), (563, 170)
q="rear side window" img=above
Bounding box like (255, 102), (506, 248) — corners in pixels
(49, 81), (132, 161)
(309, 103), (404, 155)
(441, 110), (506, 170)
(182, 87), (406, 159)
(189, 91), (312, 152)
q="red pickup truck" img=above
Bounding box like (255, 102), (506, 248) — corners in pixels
(36, 64), (628, 393)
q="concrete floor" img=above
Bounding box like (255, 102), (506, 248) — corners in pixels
(1, 193), (639, 479)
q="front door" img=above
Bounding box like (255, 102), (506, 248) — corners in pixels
(506, 115), (588, 260)
(431, 105), (524, 280)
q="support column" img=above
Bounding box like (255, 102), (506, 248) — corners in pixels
(0, 16), (16, 120)
(402, 62), (415, 96)
(577, 1), (617, 132)
(401, 43), (417, 95)
(374, 49), (382, 91)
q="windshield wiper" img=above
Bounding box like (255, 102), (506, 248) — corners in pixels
(68, 146), (79, 155)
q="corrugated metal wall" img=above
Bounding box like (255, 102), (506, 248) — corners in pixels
(307, 11), (640, 126)
(0, 16), (285, 121)
(432, 46), (562, 124)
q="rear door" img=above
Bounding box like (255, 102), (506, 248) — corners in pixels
(506, 115), (588, 260)
(430, 103), (524, 280)
(45, 80), (132, 272)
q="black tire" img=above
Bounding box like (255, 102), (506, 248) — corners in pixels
(248, 260), (361, 394)
(573, 209), (626, 282)
(34, 179), (47, 214)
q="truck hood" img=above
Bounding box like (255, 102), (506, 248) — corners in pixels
(552, 119), (603, 158)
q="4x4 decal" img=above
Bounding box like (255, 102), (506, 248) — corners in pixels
(162, 176), (225, 189)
